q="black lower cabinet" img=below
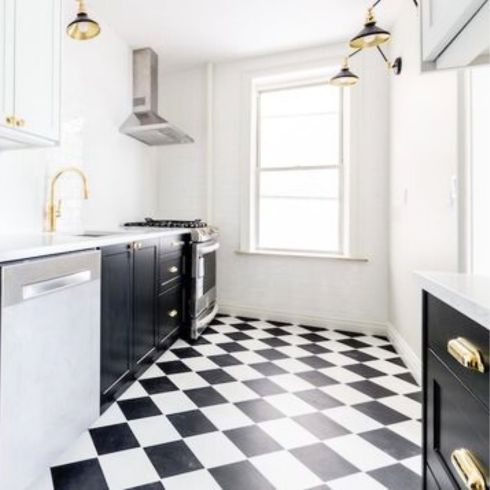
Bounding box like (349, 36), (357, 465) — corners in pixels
(423, 291), (489, 490)
(101, 243), (133, 410)
(100, 238), (187, 412)
(133, 240), (158, 368)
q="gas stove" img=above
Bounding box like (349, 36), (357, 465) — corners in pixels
(124, 218), (218, 243)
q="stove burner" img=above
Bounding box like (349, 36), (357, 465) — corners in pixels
(124, 218), (208, 229)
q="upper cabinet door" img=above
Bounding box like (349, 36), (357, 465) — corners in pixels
(0, 0), (15, 130)
(421, 0), (488, 61)
(13, 0), (61, 141)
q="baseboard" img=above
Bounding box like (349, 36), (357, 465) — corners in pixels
(218, 303), (388, 337)
(387, 322), (422, 386)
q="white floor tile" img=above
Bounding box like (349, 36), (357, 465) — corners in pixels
(318, 340), (352, 352)
(251, 451), (322, 489)
(277, 345), (312, 358)
(273, 358), (311, 373)
(214, 381), (259, 403)
(239, 339), (270, 351)
(280, 335), (310, 346)
(245, 328), (274, 339)
(224, 364), (264, 381)
(267, 373), (312, 392)
(361, 346), (399, 360)
(185, 432), (246, 468)
(52, 431), (97, 466)
(200, 334), (230, 346)
(402, 455), (423, 476)
(318, 352), (358, 366)
(388, 420), (422, 447)
(128, 415), (181, 447)
(232, 350), (269, 365)
(117, 381), (148, 400)
(139, 364), (165, 379)
(264, 393), (316, 417)
(320, 366), (364, 383)
(320, 384), (371, 405)
(167, 372), (209, 390)
(201, 404), (254, 431)
(323, 406), (383, 433)
(181, 356), (220, 371)
(91, 403), (126, 428)
(365, 359), (408, 375)
(380, 395), (421, 419)
(326, 434), (396, 471)
(162, 469), (221, 490)
(259, 418), (317, 449)
(371, 375), (420, 395)
(99, 448), (160, 489)
(156, 350), (179, 362)
(151, 391), (197, 415)
(328, 472), (387, 489)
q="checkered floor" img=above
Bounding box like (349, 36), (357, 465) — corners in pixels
(38, 315), (422, 490)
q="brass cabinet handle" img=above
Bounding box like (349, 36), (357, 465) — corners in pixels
(5, 115), (15, 127)
(168, 309), (178, 318)
(451, 449), (487, 490)
(447, 337), (486, 373)
(133, 242), (143, 250)
(168, 266), (179, 274)
(15, 118), (25, 127)
(171, 240), (185, 247)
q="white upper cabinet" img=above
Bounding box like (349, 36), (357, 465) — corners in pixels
(0, 0), (61, 149)
(421, 0), (490, 70)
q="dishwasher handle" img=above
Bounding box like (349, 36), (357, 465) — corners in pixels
(22, 270), (92, 301)
(1, 250), (100, 308)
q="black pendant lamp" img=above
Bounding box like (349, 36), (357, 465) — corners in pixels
(330, 58), (359, 87)
(349, 7), (390, 49)
(67, 0), (101, 41)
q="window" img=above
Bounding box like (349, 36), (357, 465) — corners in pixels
(253, 80), (345, 255)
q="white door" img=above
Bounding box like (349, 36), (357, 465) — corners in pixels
(13, 0), (61, 141)
(421, 0), (487, 61)
(0, 0), (15, 130)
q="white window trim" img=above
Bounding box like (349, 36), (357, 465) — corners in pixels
(238, 64), (362, 260)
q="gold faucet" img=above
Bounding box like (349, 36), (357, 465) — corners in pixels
(47, 166), (89, 232)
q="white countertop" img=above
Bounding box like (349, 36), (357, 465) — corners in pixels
(416, 271), (490, 330)
(0, 228), (190, 263)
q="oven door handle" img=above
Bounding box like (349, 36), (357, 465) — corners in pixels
(198, 242), (220, 256)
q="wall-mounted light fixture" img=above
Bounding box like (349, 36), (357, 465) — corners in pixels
(330, 0), (418, 87)
(66, 0), (101, 41)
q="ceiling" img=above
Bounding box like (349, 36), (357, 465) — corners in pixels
(93, 0), (403, 71)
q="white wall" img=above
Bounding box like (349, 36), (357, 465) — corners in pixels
(389, 3), (459, 359)
(156, 67), (208, 220)
(155, 44), (390, 331)
(0, 5), (158, 234)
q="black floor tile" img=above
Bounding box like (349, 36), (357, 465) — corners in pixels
(232, 323), (256, 331)
(184, 387), (228, 407)
(338, 338), (371, 349)
(266, 320), (292, 327)
(251, 362), (288, 376)
(171, 347), (202, 359)
(198, 368), (236, 385)
(298, 356), (333, 369)
(209, 354), (242, 367)
(342, 350), (377, 363)
(167, 410), (218, 437)
(51, 459), (109, 490)
(294, 413), (349, 440)
(256, 348), (288, 361)
(344, 364), (385, 379)
(89, 423), (139, 455)
(300, 333), (326, 342)
(368, 463), (421, 489)
(295, 389), (343, 410)
(261, 337), (290, 348)
(396, 372), (418, 385)
(210, 461), (275, 490)
(227, 331), (253, 341)
(353, 401), (409, 425)
(219, 342), (248, 353)
(244, 378), (285, 396)
(292, 443), (359, 481)
(360, 428), (421, 460)
(297, 370), (337, 387)
(157, 360), (191, 375)
(145, 440), (203, 478)
(118, 397), (161, 420)
(235, 399), (284, 422)
(335, 330), (365, 338)
(387, 356), (407, 368)
(348, 380), (396, 399)
(140, 377), (178, 395)
(300, 344), (330, 355)
(224, 425), (282, 457)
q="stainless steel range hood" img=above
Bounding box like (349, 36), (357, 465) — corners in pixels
(120, 48), (194, 146)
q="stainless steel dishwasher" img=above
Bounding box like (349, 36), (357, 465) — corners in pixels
(0, 250), (101, 490)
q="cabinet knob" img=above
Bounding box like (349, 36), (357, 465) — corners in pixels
(447, 337), (486, 373)
(133, 242), (143, 250)
(168, 266), (179, 274)
(168, 309), (178, 318)
(451, 449), (487, 490)
(15, 118), (25, 128)
(5, 116), (15, 127)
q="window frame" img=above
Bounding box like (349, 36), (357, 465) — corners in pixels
(252, 78), (346, 256)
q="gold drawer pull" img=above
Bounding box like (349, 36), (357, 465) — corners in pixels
(451, 449), (487, 490)
(168, 309), (178, 318)
(15, 118), (25, 127)
(133, 242), (143, 250)
(168, 266), (179, 274)
(5, 115), (15, 127)
(447, 337), (486, 373)
(171, 240), (185, 247)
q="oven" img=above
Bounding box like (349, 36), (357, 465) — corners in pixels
(189, 234), (219, 339)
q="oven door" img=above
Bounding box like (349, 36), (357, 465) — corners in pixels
(190, 240), (219, 339)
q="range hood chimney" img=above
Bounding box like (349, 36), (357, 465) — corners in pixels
(120, 48), (194, 146)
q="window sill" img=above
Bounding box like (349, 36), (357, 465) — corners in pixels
(235, 249), (369, 262)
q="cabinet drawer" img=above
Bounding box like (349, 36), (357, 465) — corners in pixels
(425, 351), (489, 490)
(161, 234), (188, 254)
(426, 293), (489, 408)
(157, 285), (182, 343)
(159, 253), (184, 290)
